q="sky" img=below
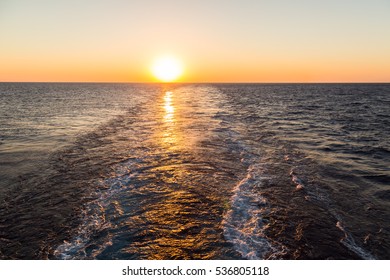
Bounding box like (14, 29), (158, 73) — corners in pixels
(1, 0), (390, 82)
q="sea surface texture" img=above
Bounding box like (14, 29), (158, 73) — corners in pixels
(0, 83), (389, 259)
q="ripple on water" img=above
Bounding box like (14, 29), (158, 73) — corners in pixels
(222, 163), (287, 259)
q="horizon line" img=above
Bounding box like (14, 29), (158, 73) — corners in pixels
(1, 81), (390, 84)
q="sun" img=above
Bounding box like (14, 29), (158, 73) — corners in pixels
(152, 56), (183, 82)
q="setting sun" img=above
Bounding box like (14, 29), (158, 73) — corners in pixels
(151, 56), (183, 82)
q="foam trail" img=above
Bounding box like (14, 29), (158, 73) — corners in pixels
(222, 163), (283, 259)
(54, 162), (135, 259)
(336, 221), (375, 260)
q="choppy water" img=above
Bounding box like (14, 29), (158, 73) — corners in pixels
(0, 83), (389, 259)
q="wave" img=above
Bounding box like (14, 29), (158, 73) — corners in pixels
(336, 220), (375, 260)
(222, 163), (286, 259)
(54, 160), (136, 259)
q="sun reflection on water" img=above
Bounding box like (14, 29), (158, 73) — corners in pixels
(119, 88), (227, 259)
(164, 91), (174, 123)
(161, 91), (178, 148)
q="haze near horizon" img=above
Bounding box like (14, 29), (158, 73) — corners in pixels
(0, 0), (389, 82)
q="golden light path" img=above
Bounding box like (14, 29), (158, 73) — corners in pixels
(125, 88), (224, 259)
(157, 90), (177, 149)
(163, 91), (174, 122)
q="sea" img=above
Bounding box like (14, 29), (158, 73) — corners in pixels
(0, 83), (389, 260)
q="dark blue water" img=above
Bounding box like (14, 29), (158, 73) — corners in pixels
(0, 83), (389, 259)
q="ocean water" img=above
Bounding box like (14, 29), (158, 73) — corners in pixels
(0, 83), (389, 259)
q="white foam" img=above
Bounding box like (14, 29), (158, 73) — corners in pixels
(54, 161), (136, 259)
(290, 169), (305, 190)
(222, 163), (285, 259)
(289, 167), (376, 260)
(336, 220), (375, 260)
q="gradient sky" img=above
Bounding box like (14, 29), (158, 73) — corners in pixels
(1, 0), (390, 82)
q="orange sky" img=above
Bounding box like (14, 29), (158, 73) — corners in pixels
(1, 0), (389, 82)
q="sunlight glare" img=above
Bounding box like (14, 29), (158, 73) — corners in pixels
(152, 56), (183, 82)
